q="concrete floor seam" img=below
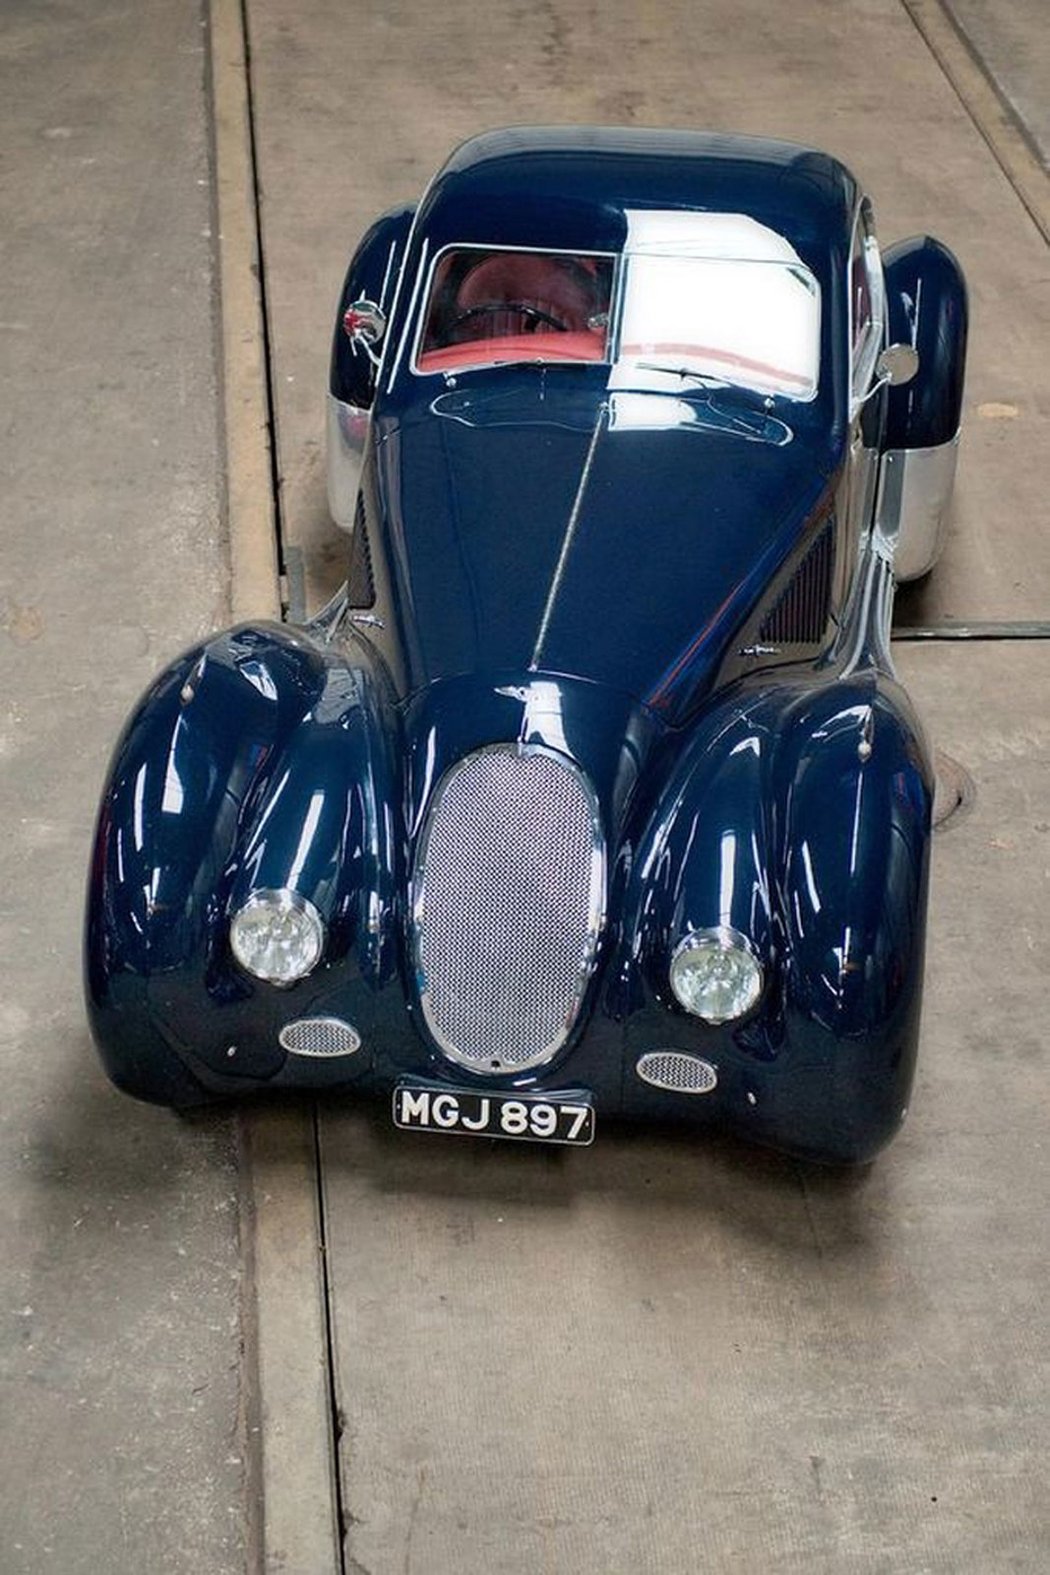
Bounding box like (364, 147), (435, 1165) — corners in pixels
(6, 0), (1049, 1567)
(210, 0), (280, 624)
(234, 1112), (266, 1575)
(913, 0), (1050, 183)
(313, 1102), (351, 1575)
(209, 0), (341, 1568)
(205, 4), (1050, 1570)
(901, 0), (1050, 248)
(237, 0), (289, 610)
(896, 622), (1050, 638)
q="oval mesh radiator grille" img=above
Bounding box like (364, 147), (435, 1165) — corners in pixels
(636, 1051), (718, 1094)
(413, 747), (604, 1072)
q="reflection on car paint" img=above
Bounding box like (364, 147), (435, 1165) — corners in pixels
(86, 127), (968, 1163)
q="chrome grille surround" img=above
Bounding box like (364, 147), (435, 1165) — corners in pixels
(412, 744), (606, 1073)
(278, 1017), (361, 1058)
(636, 1051), (719, 1095)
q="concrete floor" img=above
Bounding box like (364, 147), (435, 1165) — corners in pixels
(943, 0), (1050, 165)
(249, 1), (1050, 1569)
(315, 665), (1050, 1575)
(2, 0), (1049, 1570)
(0, 3), (245, 1572)
(315, 642), (1050, 1575)
(251, 0), (1050, 633)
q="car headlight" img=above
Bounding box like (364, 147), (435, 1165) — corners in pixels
(669, 927), (762, 1024)
(230, 889), (325, 985)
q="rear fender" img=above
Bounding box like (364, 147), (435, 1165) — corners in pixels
(877, 236), (968, 579)
(328, 203), (415, 527)
(329, 203), (416, 410)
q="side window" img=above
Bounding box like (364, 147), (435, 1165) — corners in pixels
(849, 200), (884, 408)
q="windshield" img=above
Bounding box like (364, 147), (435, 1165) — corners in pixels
(416, 248), (615, 372)
(413, 215), (821, 400)
(612, 210), (821, 401)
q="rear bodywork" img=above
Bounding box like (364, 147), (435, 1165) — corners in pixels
(86, 128), (968, 1162)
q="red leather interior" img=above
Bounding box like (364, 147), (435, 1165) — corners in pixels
(418, 332), (605, 372)
(454, 255), (596, 331)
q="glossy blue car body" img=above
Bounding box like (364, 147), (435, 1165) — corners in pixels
(86, 128), (968, 1162)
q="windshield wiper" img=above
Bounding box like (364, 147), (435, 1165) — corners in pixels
(633, 360), (730, 389)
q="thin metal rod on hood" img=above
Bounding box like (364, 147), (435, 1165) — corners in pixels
(529, 401), (609, 670)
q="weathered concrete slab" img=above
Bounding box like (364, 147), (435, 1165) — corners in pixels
(0, 1), (244, 1569)
(941, 0), (1050, 167)
(248, 0), (1050, 627)
(321, 639), (1050, 1574)
(248, 0), (1050, 1538)
(239, 0), (1050, 1567)
(236, 0), (1050, 1562)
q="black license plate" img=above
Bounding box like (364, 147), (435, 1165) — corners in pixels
(393, 1084), (595, 1146)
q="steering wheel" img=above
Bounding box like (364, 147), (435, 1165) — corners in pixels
(451, 302), (569, 334)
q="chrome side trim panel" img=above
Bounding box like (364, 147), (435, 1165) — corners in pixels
(326, 391), (369, 531)
(875, 433), (960, 581)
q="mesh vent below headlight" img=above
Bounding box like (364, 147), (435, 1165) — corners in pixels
(278, 1017), (361, 1057)
(637, 1051), (718, 1094)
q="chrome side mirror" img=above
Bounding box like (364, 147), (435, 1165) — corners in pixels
(342, 299), (387, 366)
(881, 341), (919, 390)
(859, 342), (919, 409)
(876, 342), (919, 387)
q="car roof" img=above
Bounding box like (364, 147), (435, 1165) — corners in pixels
(413, 126), (859, 265)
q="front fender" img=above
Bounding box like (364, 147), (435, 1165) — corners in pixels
(85, 624), (400, 1103)
(615, 689), (779, 1019)
(779, 680), (932, 1036)
(618, 673), (933, 1161)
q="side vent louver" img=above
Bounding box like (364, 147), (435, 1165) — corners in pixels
(347, 494), (376, 608)
(758, 522), (835, 646)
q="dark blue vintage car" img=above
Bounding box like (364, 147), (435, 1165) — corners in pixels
(86, 128), (967, 1162)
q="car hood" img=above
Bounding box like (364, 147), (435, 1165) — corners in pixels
(373, 382), (843, 717)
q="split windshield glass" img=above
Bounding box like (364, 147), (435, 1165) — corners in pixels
(417, 249), (615, 372)
(415, 213), (821, 402)
(613, 210), (821, 400)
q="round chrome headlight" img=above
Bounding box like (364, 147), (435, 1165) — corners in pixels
(669, 928), (762, 1024)
(230, 889), (325, 985)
